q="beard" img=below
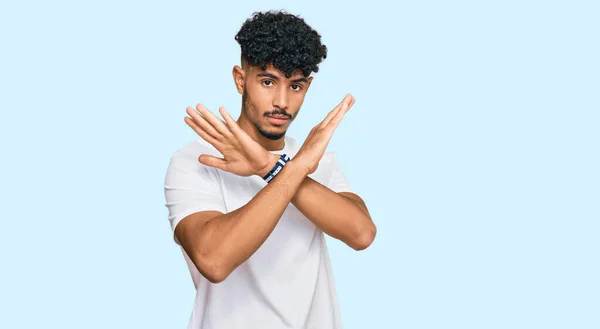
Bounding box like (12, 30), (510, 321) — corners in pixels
(242, 89), (287, 141)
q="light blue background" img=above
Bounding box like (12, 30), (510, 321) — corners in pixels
(1, 1), (598, 328)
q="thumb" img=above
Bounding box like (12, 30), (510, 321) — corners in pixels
(198, 154), (227, 170)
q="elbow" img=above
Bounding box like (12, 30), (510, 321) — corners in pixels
(350, 224), (377, 251)
(203, 265), (229, 284)
(194, 254), (232, 284)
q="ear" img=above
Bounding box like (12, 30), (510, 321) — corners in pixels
(232, 65), (245, 95)
(305, 76), (314, 92)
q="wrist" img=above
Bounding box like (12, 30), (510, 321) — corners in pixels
(256, 153), (282, 178)
(287, 158), (312, 177)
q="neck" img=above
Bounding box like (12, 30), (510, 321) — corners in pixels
(236, 112), (286, 152)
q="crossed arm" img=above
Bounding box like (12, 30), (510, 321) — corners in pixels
(292, 175), (376, 250)
(174, 95), (375, 283)
(175, 162), (375, 284)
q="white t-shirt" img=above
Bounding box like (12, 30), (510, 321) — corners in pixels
(164, 135), (356, 329)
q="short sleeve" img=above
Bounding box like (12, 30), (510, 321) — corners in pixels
(164, 149), (226, 245)
(329, 153), (358, 195)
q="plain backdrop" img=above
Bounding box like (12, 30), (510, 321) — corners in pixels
(1, 1), (598, 328)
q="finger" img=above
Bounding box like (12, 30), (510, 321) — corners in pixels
(196, 104), (234, 139)
(220, 105), (267, 150)
(186, 106), (223, 140)
(348, 94), (355, 108)
(198, 154), (227, 171)
(319, 94), (353, 128)
(319, 94), (351, 127)
(184, 116), (224, 150)
(319, 103), (343, 128)
(324, 100), (351, 132)
(219, 106), (242, 134)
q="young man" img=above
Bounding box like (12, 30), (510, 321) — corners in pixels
(164, 10), (376, 329)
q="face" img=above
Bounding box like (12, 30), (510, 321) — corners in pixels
(237, 63), (312, 140)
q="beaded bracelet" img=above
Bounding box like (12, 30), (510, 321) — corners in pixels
(263, 154), (291, 183)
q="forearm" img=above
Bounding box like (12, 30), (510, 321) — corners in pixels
(291, 177), (376, 250)
(194, 161), (308, 280)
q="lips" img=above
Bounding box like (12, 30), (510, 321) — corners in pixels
(267, 115), (289, 126)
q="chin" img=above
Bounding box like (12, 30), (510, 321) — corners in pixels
(258, 126), (286, 140)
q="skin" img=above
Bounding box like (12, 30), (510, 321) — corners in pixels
(176, 60), (376, 283)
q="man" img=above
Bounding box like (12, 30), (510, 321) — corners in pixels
(164, 10), (376, 329)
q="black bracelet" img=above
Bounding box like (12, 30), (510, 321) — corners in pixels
(263, 154), (290, 183)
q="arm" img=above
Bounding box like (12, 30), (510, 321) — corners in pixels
(176, 95), (353, 283)
(175, 161), (308, 284)
(260, 152), (376, 251)
(292, 176), (376, 250)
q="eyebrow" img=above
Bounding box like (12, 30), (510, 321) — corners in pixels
(257, 72), (308, 84)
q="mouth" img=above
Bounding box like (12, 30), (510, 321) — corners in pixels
(266, 115), (290, 126)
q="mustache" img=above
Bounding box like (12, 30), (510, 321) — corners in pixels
(264, 109), (292, 119)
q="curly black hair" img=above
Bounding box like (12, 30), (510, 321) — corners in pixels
(235, 10), (327, 78)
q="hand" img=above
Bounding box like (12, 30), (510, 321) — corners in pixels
(292, 94), (355, 175)
(184, 104), (278, 177)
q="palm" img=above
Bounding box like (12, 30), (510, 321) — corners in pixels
(184, 104), (272, 177)
(217, 135), (270, 176)
(294, 94), (355, 174)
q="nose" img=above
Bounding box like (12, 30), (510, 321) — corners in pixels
(272, 87), (288, 111)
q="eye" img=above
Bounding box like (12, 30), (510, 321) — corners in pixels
(262, 80), (274, 87)
(291, 84), (303, 91)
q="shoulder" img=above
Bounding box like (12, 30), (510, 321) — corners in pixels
(321, 150), (341, 166)
(303, 151), (343, 185)
(175, 138), (220, 156)
(169, 139), (220, 163)
(166, 139), (222, 179)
